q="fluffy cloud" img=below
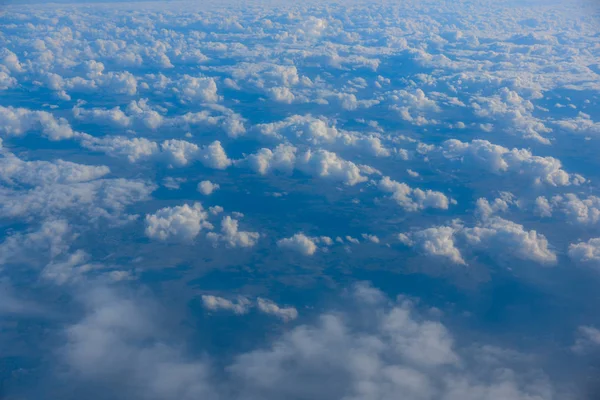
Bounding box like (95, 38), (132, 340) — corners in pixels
(207, 216), (260, 248)
(399, 225), (465, 265)
(145, 203), (212, 242)
(440, 139), (584, 186)
(197, 180), (220, 195)
(569, 238), (600, 270)
(277, 233), (318, 256)
(0, 105), (77, 140)
(0, 152), (110, 187)
(378, 176), (450, 211)
(402, 217), (556, 266)
(296, 149), (367, 186)
(256, 298), (298, 322)
(229, 284), (552, 400)
(0, 179), (154, 222)
(463, 217), (557, 266)
(201, 295), (252, 315)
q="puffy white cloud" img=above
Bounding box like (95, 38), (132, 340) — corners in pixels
(277, 233), (318, 256)
(0, 179), (155, 222)
(229, 284), (551, 400)
(441, 139), (584, 186)
(176, 75), (219, 103)
(145, 203), (212, 242)
(201, 295), (252, 315)
(296, 149), (367, 186)
(256, 298), (298, 322)
(197, 180), (220, 195)
(471, 88), (552, 144)
(400, 225), (465, 265)
(63, 287), (215, 400)
(475, 193), (516, 219)
(0, 219), (73, 267)
(0, 106), (76, 140)
(207, 216), (260, 248)
(550, 194), (600, 225)
(197, 140), (232, 170)
(403, 217), (556, 266)
(569, 238), (600, 270)
(463, 217), (557, 266)
(378, 176), (450, 211)
(247, 144), (297, 175)
(160, 139), (200, 167)
(79, 135), (160, 163)
(246, 145), (367, 185)
(0, 153), (110, 187)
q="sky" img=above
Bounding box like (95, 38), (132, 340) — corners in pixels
(0, 0), (599, 399)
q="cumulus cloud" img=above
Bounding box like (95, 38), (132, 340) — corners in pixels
(0, 105), (77, 140)
(145, 203), (212, 242)
(0, 152), (110, 187)
(197, 180), (220, 195)
(463, 217), (557, 266)
(0, 179), (155, 222)
(399, 225), (465, 265)
(440, 139), (584, 186)
(378, 176), (450, 211)
(201, 295), (252, 315)
(277, 233), (318, 256)
(256, 298), (298, 322)
(229, 283), (553, 400)
(402, 217), (556, 266)
(569, 238), (600, 270)
(207, 216), (260, 248)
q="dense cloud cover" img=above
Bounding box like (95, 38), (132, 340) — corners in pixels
(0, 0), (599, 398)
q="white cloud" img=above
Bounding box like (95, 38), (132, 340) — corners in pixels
(277, 233), (318, 256)
(201, 295), (252, 315)
(207, 216), (260, 248)
(0, 179), (155, 222)
(176, 75), (219, 103)
(0, 152), (110, 187)
(441, 139), (584, 186)
(569, 238), (600, 270)
(378, 176), (450, 211)
(197, 180), (220, 195)
(400, 225), (466, 265)
(0, 105), (77, 141)
(145, 203), (212, 242)
(296, 149), (367, 186)
(197, 140), (232, 170)
(256, 298), (298, 322)
(572, 326), (600, 354)
(463, 217), (557, 266)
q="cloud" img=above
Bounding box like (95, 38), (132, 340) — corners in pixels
(0, 152), (110, 186)
(572, 326), (600, 354)
(0, 105), (77, 140)
(399, 225), (466, 265)
(463, 217), (557, 266)
(256, 298), (298, 322)
(277, 233), (318, 256)
(0, 179), (155, 222)
(378, 176), (451, 211)
(229, 283), (553, 400)
(440, 139), (584, 186)
(207, 216), (260, 248)
(145, 203), (213, 242)
(569, 238), (600, 270)
(197, 180), (220, 195)
(201, 295), (252, 315)
(402, 217), (556, 266)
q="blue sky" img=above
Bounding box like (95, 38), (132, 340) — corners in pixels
(0, 0), (599, 398)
